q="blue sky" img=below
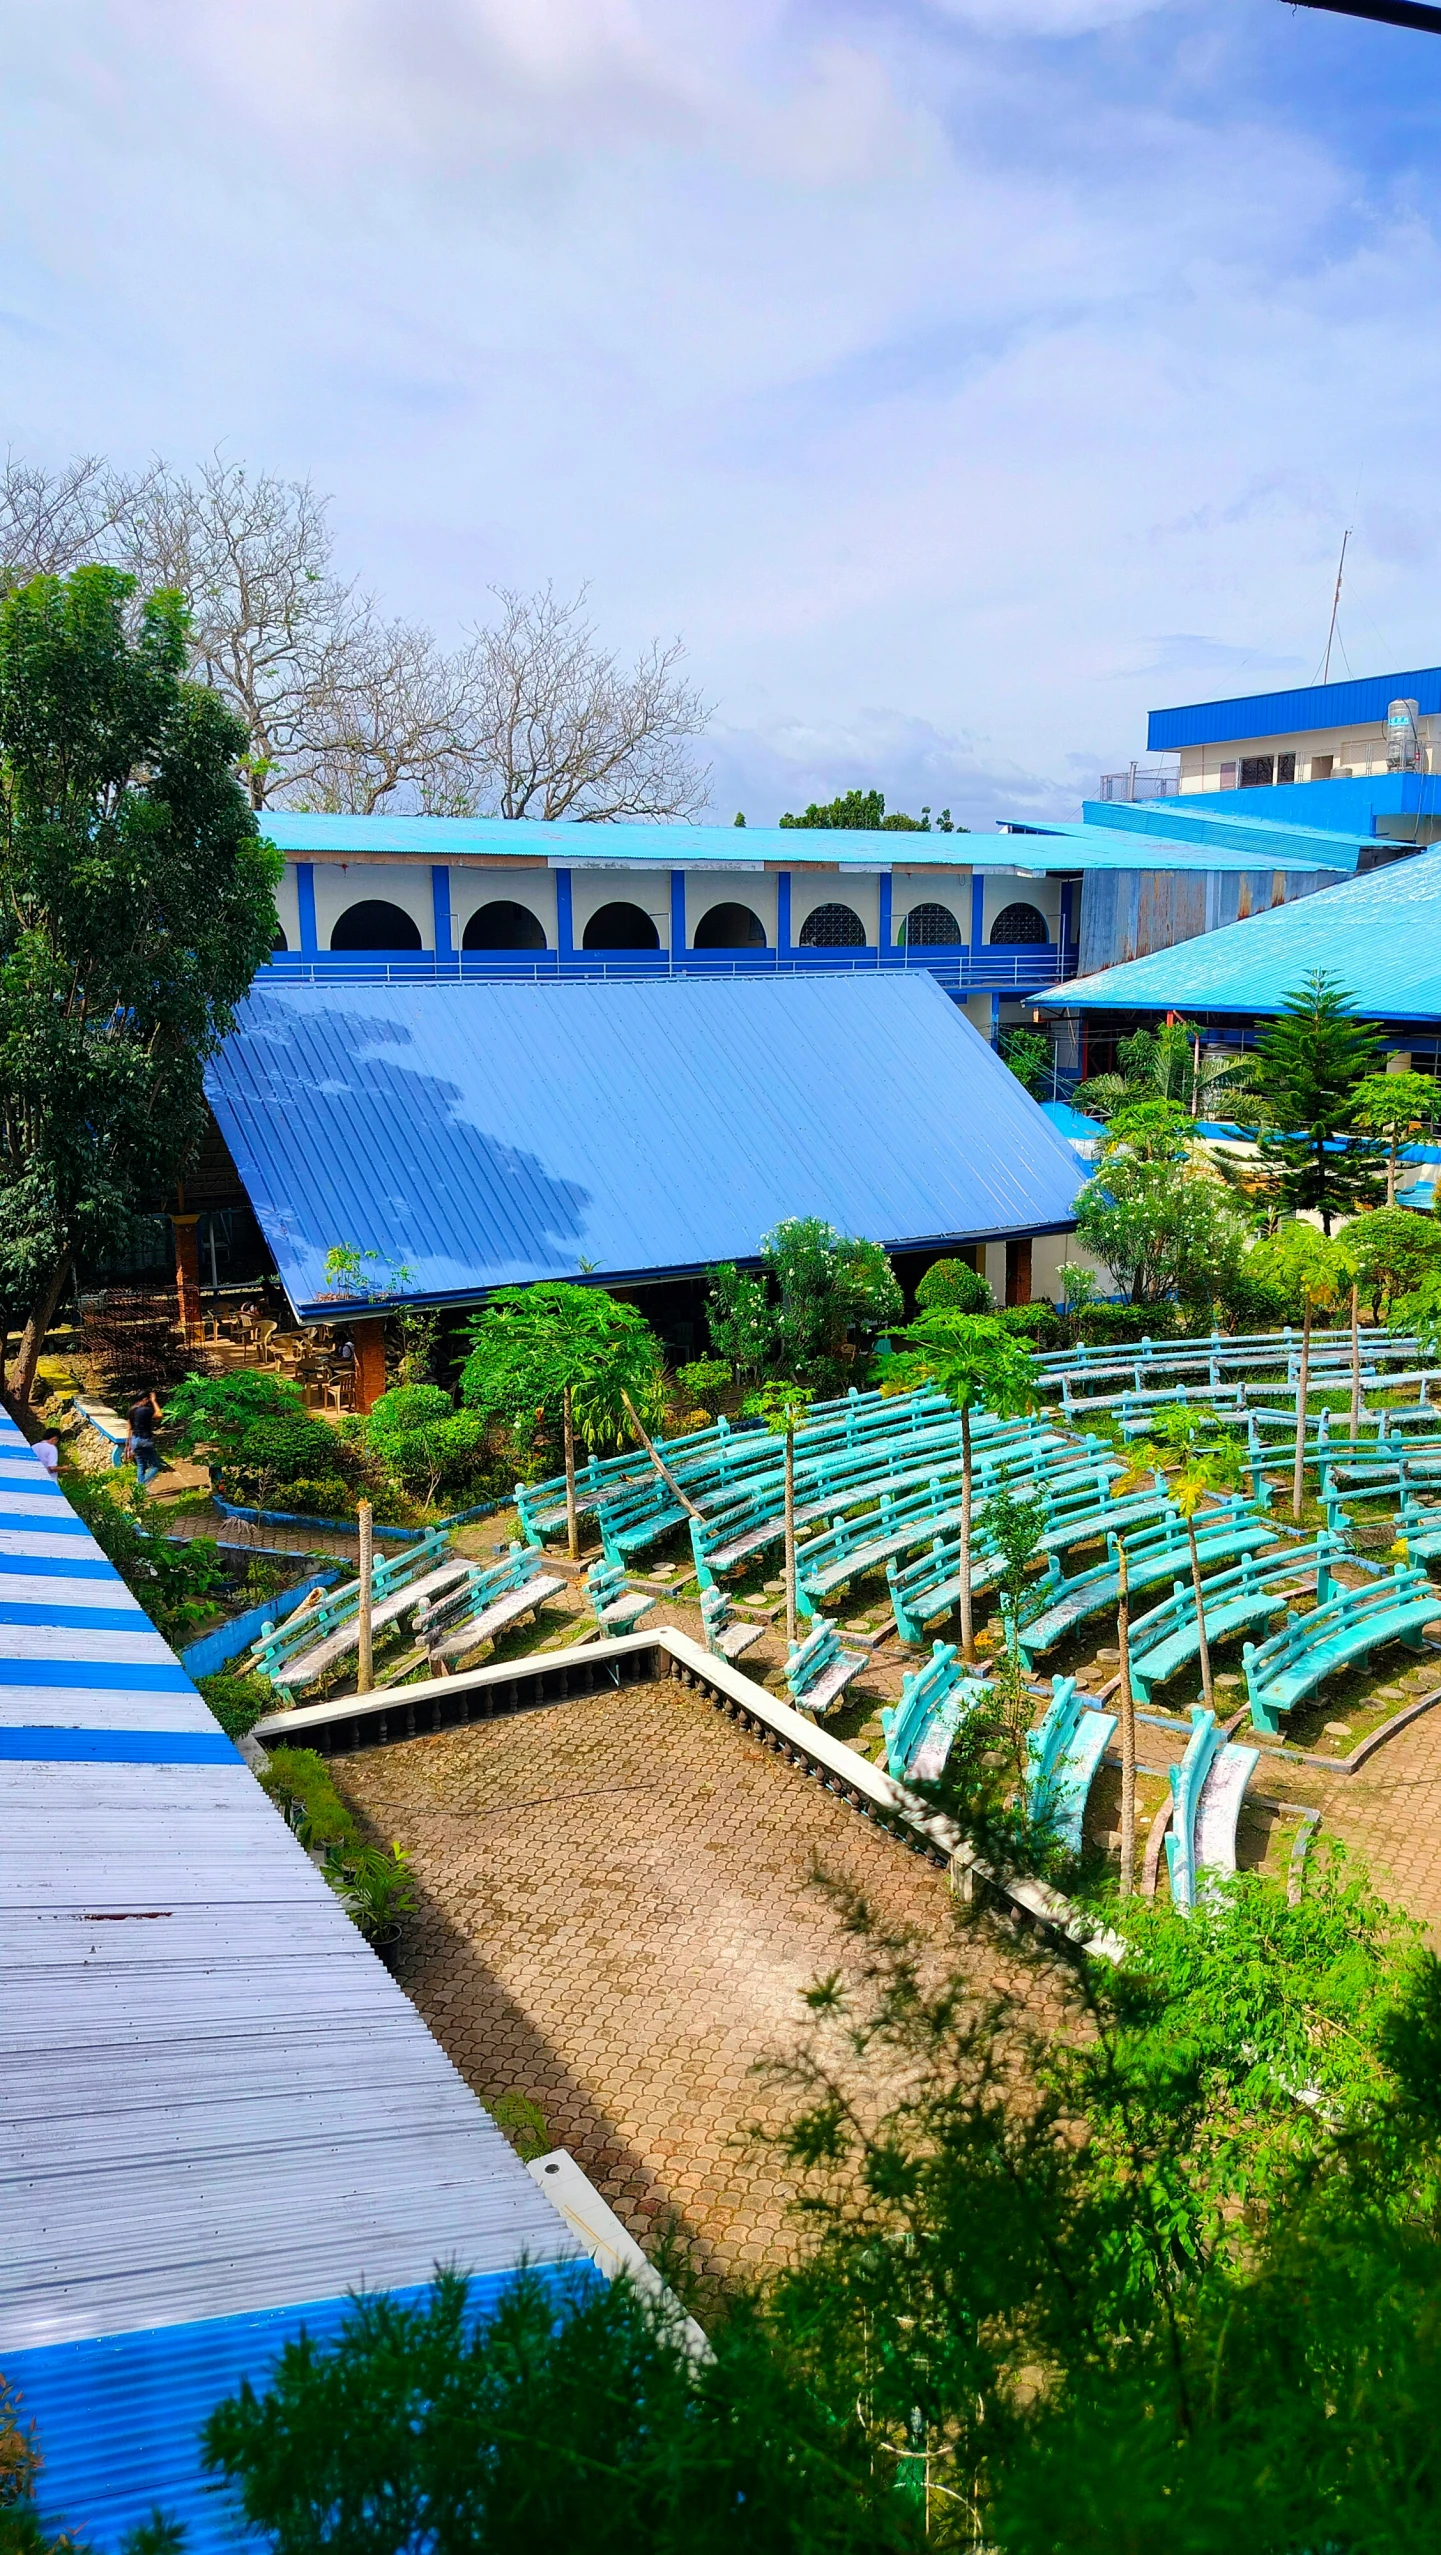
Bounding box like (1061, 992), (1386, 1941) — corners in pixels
(3, 1), (1441, 828)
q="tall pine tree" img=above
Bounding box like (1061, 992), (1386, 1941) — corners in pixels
(1250, 970), (1384, 1232)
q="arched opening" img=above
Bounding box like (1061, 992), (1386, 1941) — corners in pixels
(582, 901), (660, 952)
(989, 901), (1049, 947)
(897, 902), (962, 947)
(330, 899), (424, 952)
(798, 902), (866, 949)
(693, 901), (767, 949)
(462, 900), (547, 951)
(272, 922), (289, 952)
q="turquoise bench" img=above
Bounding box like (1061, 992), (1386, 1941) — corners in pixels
(1165, 1706), (1259, 1910)
(250, 1527), (456, 1693)
(1127, 1538), (1338, 1710)
(795, 1446), (1120, 1620)
(880, 1642), (990, 1781)
(584, 1558), (655, 1633)
(1025, 1673), (1117, 1856)
(885, 1480), (1179, 1649)
(1242, 1561), (1441, 1735)
(415, 1544), (568, 1669)
(688, 1411), (1066, 1589)
(1392, 1497), (1441, 1567)
(699, 1585), (765, 1664)
(785, 1619), (869, 1720)
(1015, 1505), (1276, 1668)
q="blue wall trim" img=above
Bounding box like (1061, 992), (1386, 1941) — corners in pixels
(295, 863), (318, 956)
(431, 863), (453, 956)
(970, 874), (985, 950)
(0, 1728), (243, 1762)
(776, 871), (791, 955)
(670, 868), (686, 953)
(878, 873), (892, 953)
(555, 867), (574, 958)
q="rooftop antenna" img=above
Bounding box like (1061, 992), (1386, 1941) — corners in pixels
(1321, 527), (1350, 686)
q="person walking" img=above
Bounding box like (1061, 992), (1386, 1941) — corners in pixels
(125, 1388), (165, 1489)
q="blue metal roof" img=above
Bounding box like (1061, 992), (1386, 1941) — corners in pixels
(258, 810), (983, 870)
(206, 976), (1085, 1317)
(1148, 665), (1441, 753)
(0, 1410), (579, 2551)
(1006, 802), (1355, 873)
(1040, 845), (1441, 1020)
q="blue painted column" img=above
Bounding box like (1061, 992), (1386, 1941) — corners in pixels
(556, 869), (575, 961)
(296, 863), (318, 955)
(969, 873), (986, 952)
(878, 872), (893, 963)
(431, 865), (453, 964)
(990, 990), (1001, 1048)
(670, 869), (686, 970)
(777, 871), (792, 959)
(1059, 877), (1075, 960)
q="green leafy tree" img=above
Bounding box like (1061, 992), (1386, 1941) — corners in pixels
(0, 566), (280, 1402)
(914, 1257), (991, 1315)
(1073, 1104), (1249, 1312)
(745, 1379), (816, 1645)
(1248, 970), (1385, 1233)
(461, 1283), (664, 1558)
(1349, 1202), (1441, 1319)
(1074, 1019), (1254, 1123)
(364, 1384), (489, 1510)
(1247, 1223), (1348, 1516)
(705, 1263), (778, 1385)
(767, 1219), (903, 1389)
(164, 1368), (307, 1465)
(777, 788), (962, 833)
(998, 1026), (1052, 1099)
(1352, 1069), (1441, 1208)
(883, 1311), (1038, 1662)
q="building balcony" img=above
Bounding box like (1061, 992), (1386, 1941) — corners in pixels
(261, 942), (1078, 998)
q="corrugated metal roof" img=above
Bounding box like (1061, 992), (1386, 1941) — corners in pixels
(205, 976), (1085, 1317)
(1074, 798), (1364, 867)
(258, 807), (1342, 876)
(1148, 665), (1441, 753)
(0, 1413), (579, 2551)
(1041, 845), (1441, 1019)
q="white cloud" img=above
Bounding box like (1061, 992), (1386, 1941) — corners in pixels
(1, 0), (1439, 828)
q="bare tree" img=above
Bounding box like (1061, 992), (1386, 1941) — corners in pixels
(459, 585), (710, 821)
(0, 453), (157, 584)
(0, 455), (712, 822)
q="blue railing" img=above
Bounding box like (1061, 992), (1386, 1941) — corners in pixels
(264, 945), (1078, 995)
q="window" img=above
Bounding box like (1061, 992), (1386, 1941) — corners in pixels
(329, 900), (423, 951)
(1219, 762), (1238, 790)
(989, 902), (1048, 947)
(897, 902), (962, 946)
(462, 900), (547, 951)
(582, 901), (660, 951)
(1310, 754), (1334, 781)
(272, 922), (288, 952)
(1276, 753), (1296, 785)
(1239, 756), (1274, 788)
(798, 902), (866, 948)
(693, 901), (767, 949)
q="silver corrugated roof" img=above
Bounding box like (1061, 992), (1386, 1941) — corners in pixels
(0, 1415), (578, 2550)
(206, 974), (1085, 1317)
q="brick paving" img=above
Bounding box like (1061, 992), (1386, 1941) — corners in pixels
(331, 1671), (1026, 2293)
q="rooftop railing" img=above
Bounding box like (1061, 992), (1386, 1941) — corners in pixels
(262, 944), (1079, 994)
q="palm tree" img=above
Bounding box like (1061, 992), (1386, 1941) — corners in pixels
(1131, 1408), (1243, 1713)
(884, 1313), (1039, 1663)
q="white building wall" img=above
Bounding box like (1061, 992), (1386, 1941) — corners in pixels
(979, 871), (1060, 941)
(1176, 718), (1438, 793)
(569, 867), (672, 950)
(312, 863), (435, 950)
(683, 871), (778, 948)
(789, 872), (880, 944)
(272, 864), (301, 951)
(450, 869), (557, 948)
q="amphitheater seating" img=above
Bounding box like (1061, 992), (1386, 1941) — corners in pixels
(794, 1451), (1126, 1620)
(414, 1544), (568, 1669)
(1241, 1561), (1440, 1734)
(584, 1558), (655, 1633)
(1025, 1674), (1116, 1856)
(249, 1528), (457, 1692)
(1165, 1706), (1259, 1911)
(1015, 1504), (1277, 1668)
(880, 1642), (989, 1781)
(785, 1619), (868, 1720)
(884, 1477), (1178, 1648)
(1126, 1538), (1338, 1710)
(699, 1585), (765, 1664)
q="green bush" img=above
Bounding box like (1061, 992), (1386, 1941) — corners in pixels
(223, 1413), (347, 1503)
(164, 1368), (305, 1462)
(323, 1840), (417, 1942)
(365, 1385), (491, 1504)
(996, 1301), (1062, 1348)
(197, 1669), (275, 1742)
(915, 1257), (992, 1314)
(63, 1472), (231, 1644)
(484, 2088), (551, 2161)
(675, 1356), (730, 1405)
(1072, 1302), (1183, 1346)
(368, 1384), (453, 1434)
(258, 1746), (358, 1852)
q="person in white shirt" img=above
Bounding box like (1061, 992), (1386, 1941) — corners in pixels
(33, 1438), (58, 1476)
